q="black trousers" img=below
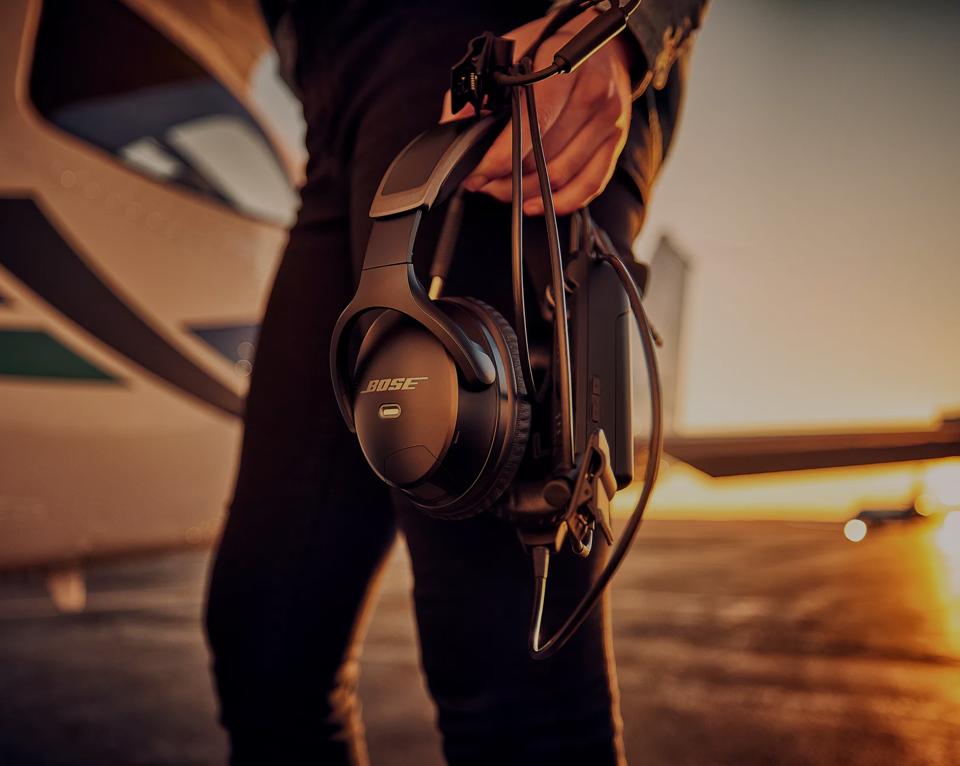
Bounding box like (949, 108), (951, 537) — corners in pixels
(205, 5), (645, 764)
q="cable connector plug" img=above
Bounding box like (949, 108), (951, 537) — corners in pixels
(552, 6), (628, 74)
(451, 32), (515, 114)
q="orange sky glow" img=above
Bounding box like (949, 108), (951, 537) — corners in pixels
(623, 2), (959, 518)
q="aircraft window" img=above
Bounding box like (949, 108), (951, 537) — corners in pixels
(166, 116), (297, 225)
(29, 0), (297, 227)
(120, 139), (181, 181)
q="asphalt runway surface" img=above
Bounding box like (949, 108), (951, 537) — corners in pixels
(1, 519), (959, 765)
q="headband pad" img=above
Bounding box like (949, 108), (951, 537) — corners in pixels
(369, 114), (504, 220)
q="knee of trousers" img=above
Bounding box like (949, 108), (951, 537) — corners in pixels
(204, 501), (380, 738)
(206, 563), (365, 733)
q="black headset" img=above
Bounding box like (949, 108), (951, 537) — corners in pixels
(331, 4), (663, 658)
(330, 115), (532, 520)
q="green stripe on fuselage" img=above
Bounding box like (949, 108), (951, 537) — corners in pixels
(0, 330), (116, 380)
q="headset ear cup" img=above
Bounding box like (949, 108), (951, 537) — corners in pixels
(459, 297), (532, 513)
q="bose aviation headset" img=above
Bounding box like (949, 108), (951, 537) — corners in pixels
(330, 115), (532, 519)
(331, 1), (663, 657)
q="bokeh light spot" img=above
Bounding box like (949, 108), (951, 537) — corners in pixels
(843, 518), (868, 543)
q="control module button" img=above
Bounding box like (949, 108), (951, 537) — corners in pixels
(379, 403), (402, 419)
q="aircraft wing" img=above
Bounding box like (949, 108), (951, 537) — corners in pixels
(663, 418), (960, 477)
(641, 239), (960, 477)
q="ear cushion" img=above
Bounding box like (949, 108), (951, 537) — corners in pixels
(459, 297), (532, 514)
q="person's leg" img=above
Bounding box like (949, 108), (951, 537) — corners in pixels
(205, 178), (396, 765)
(399, 504), (625, 766)
(207, 4), (644, 763)
(206, 7), (532, 763)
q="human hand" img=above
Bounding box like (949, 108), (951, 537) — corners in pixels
(440, 9), (633, 216)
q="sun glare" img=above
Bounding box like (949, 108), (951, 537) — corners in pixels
(926, 460), (960, 509)
(935, 511), (960, 557)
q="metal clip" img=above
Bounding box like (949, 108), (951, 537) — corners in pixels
(563, 429), (617, 556)
(450, 33), (515, 114)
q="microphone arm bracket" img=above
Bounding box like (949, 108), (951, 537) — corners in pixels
(523, 429), (617, 557)
(562, 428), (617, 556)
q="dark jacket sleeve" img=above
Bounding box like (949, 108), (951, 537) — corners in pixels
(615, 1), (708, 216)
(623, 0), (707, 92)
(616, 45), (694, 215)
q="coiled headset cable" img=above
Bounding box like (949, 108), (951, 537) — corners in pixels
(528, 237), (663, 659)
(521, 62), (577, 469)
(429, 1), (660, 658)
(510, 53), (664, 659)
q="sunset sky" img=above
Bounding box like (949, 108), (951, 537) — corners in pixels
(627, 0), (960, 518)
(635, 0), (959, 435)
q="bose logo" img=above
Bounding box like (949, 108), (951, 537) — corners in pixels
(361, 376), (428, 394)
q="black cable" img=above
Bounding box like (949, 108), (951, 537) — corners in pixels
(494, 0), (646, 87)
(519, 0), (603, 61)
(495, 63), (561, 87)
(510, 81), (537, 396)
(498, 0), (661, 657)
(529, 237), (663, 659)
(523, 72), (575, 469)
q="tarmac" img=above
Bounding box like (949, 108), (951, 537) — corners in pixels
(1, 519), (959, 765)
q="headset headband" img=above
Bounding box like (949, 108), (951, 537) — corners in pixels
(330, 114), (506, 431)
